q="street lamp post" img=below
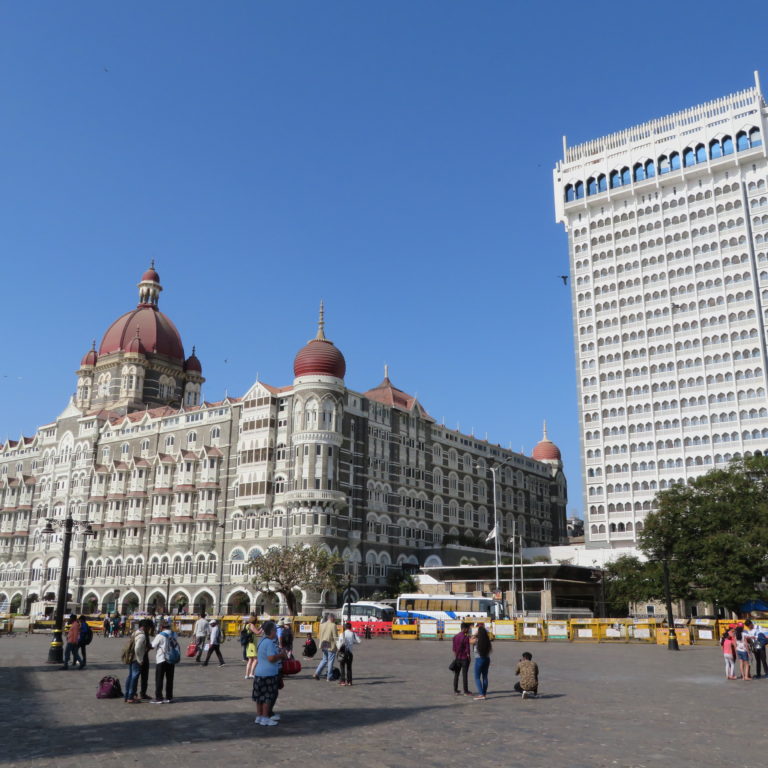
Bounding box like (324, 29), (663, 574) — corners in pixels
(41, 514), (95, 664)
(484, 456), (514, 615)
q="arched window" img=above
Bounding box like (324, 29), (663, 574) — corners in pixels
(645, 160), (655, 178)
(737, 131), (750, 151)
(749, 127), (762, 147)
(633, 163), (645, 182)
(574, 181), (584, 199)
(695, 144), (706, 163)
(597, 174), (607, 192)
(683, 148), (695, 167)
(710, 139), (722, 159)
(565, 184), (574, 202)
(722, 136), (734, 155)
(658, 155), (670, 174)
(621, 167), (631, 185)
(610, 170), (621, 189)
(670, 152), (681, 170)
(587, 177), (597, 196)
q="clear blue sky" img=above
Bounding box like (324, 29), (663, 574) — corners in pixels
(2, 1), (768, 515)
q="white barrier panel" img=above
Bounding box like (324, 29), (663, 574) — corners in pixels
(420, 620), (439, 638)
(547, 621), (569, 640)
(444, 620), (463, 636)
(299, 623), (313, 634)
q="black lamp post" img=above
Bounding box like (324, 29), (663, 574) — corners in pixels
(41, 515), (96, 664)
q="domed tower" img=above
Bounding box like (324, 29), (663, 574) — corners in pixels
(288, 302), (347, 517)
(532, 420), (562, 468)
(75, 263), (204, 413)
(532, 420), (568, 545)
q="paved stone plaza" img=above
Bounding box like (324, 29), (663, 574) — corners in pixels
(1, 634), (763, 768)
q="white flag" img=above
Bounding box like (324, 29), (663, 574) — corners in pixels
(485, 527), (497, 542)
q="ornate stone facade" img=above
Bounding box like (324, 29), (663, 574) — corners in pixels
(0, 268), (567, 616)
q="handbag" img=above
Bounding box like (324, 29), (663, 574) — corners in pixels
(282, 658), (302, 676)
(186, 642), (198, 658)
(448, 658), (461, 672)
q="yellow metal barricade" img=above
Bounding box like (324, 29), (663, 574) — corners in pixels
(628, 618), (658, 643)
(517, 619), (545, 641)
(296, 618), (320, 637)
(391, 622), (419, 640)
(690, 619), (720, 645)
(597, 619), (631, 643)
(491, 620), (517, 640)
(545, 620), (570, 641)
(571, 618), (599, 642)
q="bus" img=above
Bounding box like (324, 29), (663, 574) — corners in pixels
(338, 601), (395, 623)
(395, 593), (499, 622)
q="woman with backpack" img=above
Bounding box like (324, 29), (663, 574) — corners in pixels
(150, 619), (180, 703)
(470, 623), (493, 700)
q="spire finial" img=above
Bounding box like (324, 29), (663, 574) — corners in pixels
(315, 300), (326, 341)
(192, 345), (196, 355)
(91, 339), (96, 351)
(542, 419), (548, 440)
(384, 363), (389, 380)
(150, 258), (155, 270)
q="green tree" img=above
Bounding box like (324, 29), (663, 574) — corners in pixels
(602, 555), (664, 616)
(641, 455), (768, 614)
(247, 544), (341, 616)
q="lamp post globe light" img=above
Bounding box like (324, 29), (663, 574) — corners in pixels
(41, 514), (96, 664)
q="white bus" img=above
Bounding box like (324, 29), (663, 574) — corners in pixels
(338, 601), (395, 623)
(395, 593), (498, 622)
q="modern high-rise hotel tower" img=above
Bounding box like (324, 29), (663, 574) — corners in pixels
(554, 74), (768, 548)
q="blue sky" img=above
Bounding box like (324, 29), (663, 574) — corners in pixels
(2, 1), (768, 515)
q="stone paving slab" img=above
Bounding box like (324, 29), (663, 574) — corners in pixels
(0, 634), (762, 768)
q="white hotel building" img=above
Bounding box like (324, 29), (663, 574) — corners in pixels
(554, 74), (768, 549)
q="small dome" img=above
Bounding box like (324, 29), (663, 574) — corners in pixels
(185, 347), (202, 373)
(80, 342), (98, 367)
(125, 332), (146, 355)
(532, 421), (561, 462)
(141, 260), (160, 283)
(293, 302), (346, 380)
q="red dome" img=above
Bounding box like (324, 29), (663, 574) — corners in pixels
(141, 266), (160, 283)
(185, 347), (202, 373)
(99, 306), (184, 361)
(293, 339), (346, 379)
(533, 440), (561, 461)
(80, 344), (98, 367)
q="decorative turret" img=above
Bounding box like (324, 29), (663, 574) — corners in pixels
(138, 259), (162, 307)
(293, 302), (346, 380)
(80, 340), (98, 368)
(532, 420), (562, 463)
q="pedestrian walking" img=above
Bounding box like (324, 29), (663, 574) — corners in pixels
(124, 621), (148, 703)
(337, 621), (361, 686)
(150, 619), (179, 703)
(111, 614), (121, 638)
(470, 622), (492, 700)
(451, 622), (472, 696)
(77, 615), (93, 669)
(244, 615), (260, 679)
(313, 613), (339, 681)
(735, 626), (752, 681)
(253, 620), (287, 727)
(193, 612), (210, 663)
(102, 616), (110, 638)
(202, 619), (225, 666)
(62, 614), (82, 670)
(514, 652), (540, 699)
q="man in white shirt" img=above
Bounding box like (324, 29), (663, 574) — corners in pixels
(193, 613), (210, 663)
(745, 620), (768, 678)
(202, 619), (225, 667)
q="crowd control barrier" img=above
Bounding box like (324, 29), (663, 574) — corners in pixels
(391, 622), (419, 640)
(518, 619), (546, 641)
(491, 620), (517, 639)
(598, 619), (631, 643)
(570, 618), (600, 642)
(545, 620), (570, 641)
(656, 625), (691, 646)
(628, 619), (657, 643)
(689, 619), (720, 645)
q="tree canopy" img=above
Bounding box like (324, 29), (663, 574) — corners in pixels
(639, 454), (768, 614)
(247, 544), (341, 616)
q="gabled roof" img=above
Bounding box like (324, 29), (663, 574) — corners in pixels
(363, 375), (434, 422)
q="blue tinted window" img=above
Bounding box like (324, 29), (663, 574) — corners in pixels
(750, 128), (762, 147)
(597, 175), (607, 192)
(696, 145), (707, 163)
(722, 137), (734, 155)
(565, 185), (575, 202)
(683, 149), (695, 167)
(634, 164), (645, 182)
(575, 181), (584, 199)
(645, 160), (655, 178)
(658, 156), (670, 174)
(670, 152), (681, 170)
(610, 171), (621, 189)
(621, 167), (631, 185)
(737, 132), (749, 151)
(587, 178), (597, 196)
(710, 140), (722, 159)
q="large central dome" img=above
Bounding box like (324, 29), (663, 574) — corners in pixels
(98, 264), (185, 361)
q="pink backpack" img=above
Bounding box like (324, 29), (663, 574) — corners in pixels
(96, 676), (123, 699)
